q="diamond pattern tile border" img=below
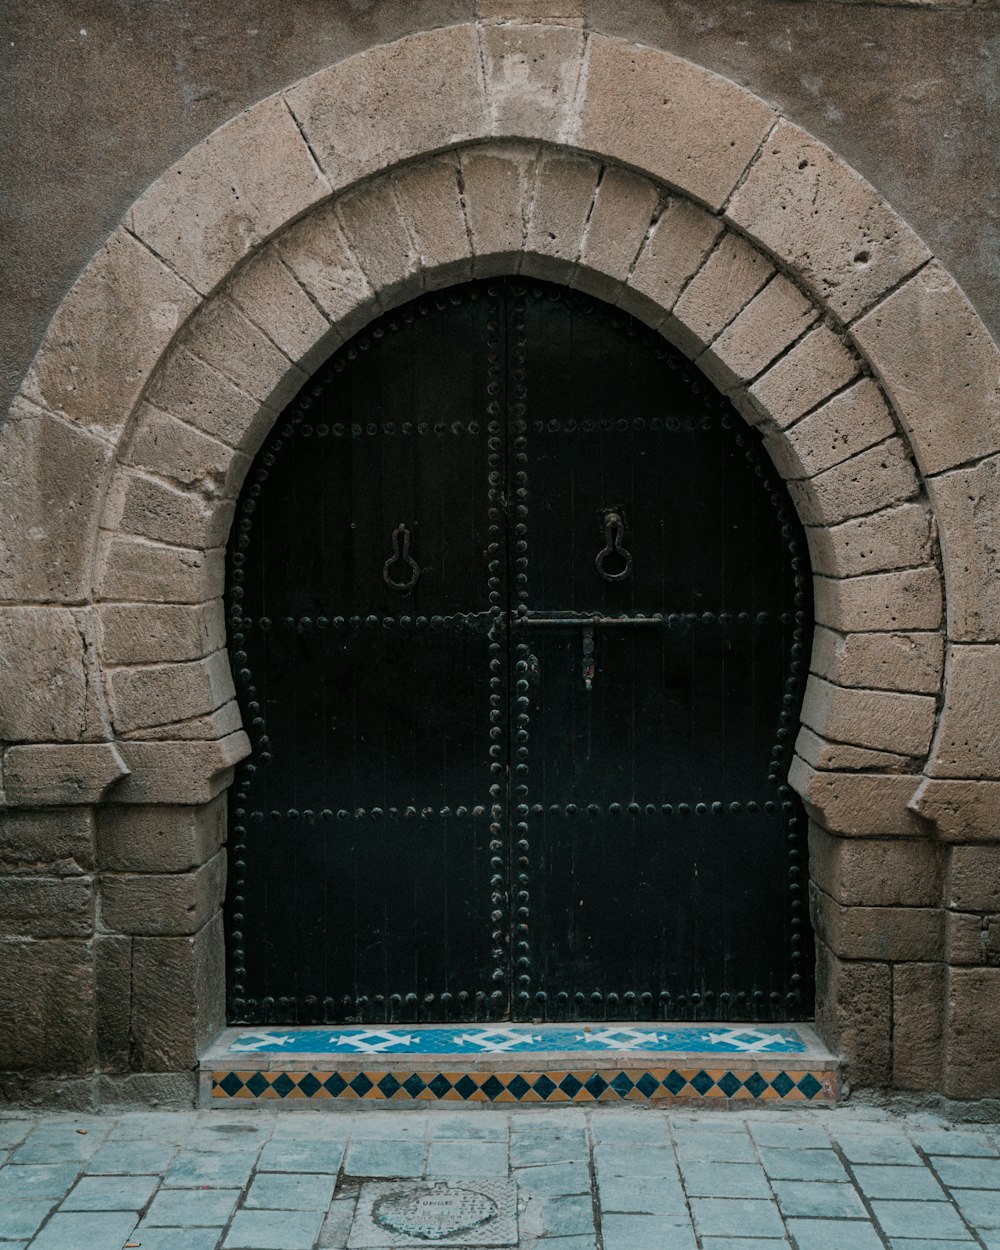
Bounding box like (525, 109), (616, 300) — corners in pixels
(210, 1067), (834, 1103)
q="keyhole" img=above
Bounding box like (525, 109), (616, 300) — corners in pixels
(595, 511), (633, 582)
(383, 523), (421, 593)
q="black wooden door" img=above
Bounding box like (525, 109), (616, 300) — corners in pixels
(225, 279), (812, 1026)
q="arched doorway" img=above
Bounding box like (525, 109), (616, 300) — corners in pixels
(225, 278), (813, 1028)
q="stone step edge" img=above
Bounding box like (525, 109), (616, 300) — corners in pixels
(200, 1025), (839, 1108)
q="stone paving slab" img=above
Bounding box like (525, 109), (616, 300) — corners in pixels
(0, 1107), (998, 1249)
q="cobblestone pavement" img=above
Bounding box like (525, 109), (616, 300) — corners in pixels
(0, 1107), (999, 1249)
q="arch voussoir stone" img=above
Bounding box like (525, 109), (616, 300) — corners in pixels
(572, 165), (661, 306)
(391, 157), (474, 291)
(20, 227), (200, 440)
(726, 119), (932, 326)
(283, 25), (490, 194)
(127, 94), (331, 297)
(572, 33), (778, 212)
(5, 17), (1000, 1102)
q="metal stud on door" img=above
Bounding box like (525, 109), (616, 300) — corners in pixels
(225, 279), (813, 1027)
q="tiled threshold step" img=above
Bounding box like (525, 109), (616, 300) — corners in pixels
(201, 1024), (838, 1107)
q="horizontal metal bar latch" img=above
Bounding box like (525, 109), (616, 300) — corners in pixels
(517, 611), (774, 628)
(520, 612), (667, 628)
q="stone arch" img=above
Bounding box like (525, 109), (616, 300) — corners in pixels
(3, 21), (999, 1098)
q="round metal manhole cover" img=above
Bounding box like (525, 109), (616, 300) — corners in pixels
(373, 1183), (500, 1242)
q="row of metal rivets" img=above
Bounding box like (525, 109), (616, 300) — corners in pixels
(527, 416), (715, 435)
(231, 986), (803, 1013)
(722, 396), (810, 983)
(485, 292), (509, 1002)
(508, 291), (533, 1007)
(241, 798), (789, 823)
(256, 614), (491, 632)
(291, 421), (488, 439)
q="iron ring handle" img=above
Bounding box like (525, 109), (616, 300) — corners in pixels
(383, 523), (421, 593)
(595, 511), (633, 582)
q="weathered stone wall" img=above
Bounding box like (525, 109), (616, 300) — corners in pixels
(1, 2), (999, 1109)
(3, 0), (998, 419)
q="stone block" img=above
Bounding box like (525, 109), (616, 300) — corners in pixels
(852, 262), (1000, 476)
(800, 676), (936, 757)
(0, 939), (94, 1074)
(3, 743), (129, 807)
(145, 348), (275, 455)
(100, 851), (226, 937)
(227, 244), (335, 376)
(0, 1072), (95, 1109)
(459, 146), (537, 274)
(795, 726), (912, 774)
(393, 158), (471, 288)
(98, 601), (226, 666)
(987, 917), (1000, 965)
(478, 0), (583, 19)
(124, 700), (243, 743)
(792, 761), (926, 839)
(524, 152), (600, 283)
(947, 845), (1000, 912)
(108, 650), (234, 736)
(575, 36), (777, 210)
(129, 95), (330, 294)
(804, 503), (935, 578)
(126, 404), (250, 499)
(96, 1071), (199, 1109)
(945, 967), (1000, 1099)
(945, 912), (991, 966)
(930, 644), (1000, 780)
(0, 876), (93, 938)
(743, 324), (860, 430)
(110, 469), (235, 550)
(183, 297), (305, 410)
(128, 912), (226, 1070)
(664, 231), (773, 357)
(276, 200), (376, 338)
(625, 197), (722, 326)
(911, 778), (1000, 843)
(95, 536), (225, 605)
(336, 177), (422, 306)
(96, 794), (226, 873)
(0, 399), (115, 603)
(698, 275), (816, 392)
(813, 569), (943, 634)
(927, 455), (1000, 643)
(94, 933), (131, 1071)
(763, 378), (897, 481)
(787, 437), (919, 526)
(809, 628), (944, 695)
(0, 608), (105, 743)
(814, 939), (891, 1088)
(113, 732), (251, 805)
(893, 962), (946, 1092)
(22, 227), (199, 434)
(482, 22), (585, 140)
(727, 120), (930, 322)
(0, 807), (94, 875)
(808, 822), (941, 906)
(576, 166), (659, 301)
(810, 885), (942, 962)
(286, 26), (488, 190)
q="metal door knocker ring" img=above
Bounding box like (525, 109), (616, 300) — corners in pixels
(595, 511), (633, 582)
(383, 523), (421, 593)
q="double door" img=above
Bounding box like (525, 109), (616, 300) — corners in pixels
(225, 278), (812, 1024)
